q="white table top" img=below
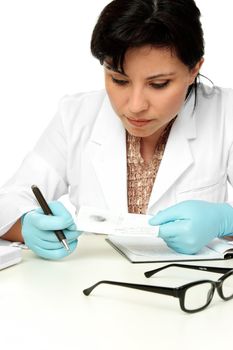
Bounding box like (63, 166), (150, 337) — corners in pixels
(0, 233), (232, 350)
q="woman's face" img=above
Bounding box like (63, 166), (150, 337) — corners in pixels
(104, 45), (203, 139)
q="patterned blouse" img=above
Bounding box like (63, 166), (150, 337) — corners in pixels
(127, 120), (174, 214)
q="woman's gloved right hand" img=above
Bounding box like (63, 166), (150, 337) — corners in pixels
(21, 201), (81, 260)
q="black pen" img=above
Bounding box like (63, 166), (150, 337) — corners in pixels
(31, 185), (70, 252)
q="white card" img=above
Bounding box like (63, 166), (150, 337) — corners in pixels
(76, 206), (159, 237)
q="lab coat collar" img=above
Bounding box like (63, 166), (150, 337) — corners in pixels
(90, 94), (128, 211)
(90, 90), (197, 212)
(148, 91), (196, 211)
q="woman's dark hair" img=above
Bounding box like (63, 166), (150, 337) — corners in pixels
(91, 0), (205, 102)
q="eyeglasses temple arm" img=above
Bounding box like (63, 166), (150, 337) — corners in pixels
(83, 280), (176, 297)
(144, 263), (232, 278)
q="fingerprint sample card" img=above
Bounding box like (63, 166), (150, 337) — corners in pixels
(76, 206), (159, 237)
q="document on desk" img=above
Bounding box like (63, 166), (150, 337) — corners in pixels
(106, 236), (233, 263)
(76, 206), (159, 237)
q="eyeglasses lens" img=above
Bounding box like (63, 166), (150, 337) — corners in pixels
(184, 282), (214, 312)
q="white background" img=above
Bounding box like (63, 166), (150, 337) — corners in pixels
(0, 0), (232, 188)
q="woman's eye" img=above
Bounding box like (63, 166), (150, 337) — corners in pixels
(111, 77), (128, 86)
(150, 81), (170, 89)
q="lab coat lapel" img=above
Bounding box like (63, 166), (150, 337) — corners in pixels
(148, 94), (197, 210)
(89, 95), (128, 212)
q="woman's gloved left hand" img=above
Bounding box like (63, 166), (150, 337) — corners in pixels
(149, 200), (233, 254)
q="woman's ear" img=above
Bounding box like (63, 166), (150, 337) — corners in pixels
(189, 57), (204, 85)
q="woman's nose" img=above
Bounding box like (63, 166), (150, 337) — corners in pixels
(128, 89), (149, 114)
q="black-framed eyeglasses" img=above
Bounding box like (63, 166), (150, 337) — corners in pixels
(83, 263), (233, 313)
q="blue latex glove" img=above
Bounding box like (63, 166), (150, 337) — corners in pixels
(22, 201), (81, 260)
(149, 200), (233, 254)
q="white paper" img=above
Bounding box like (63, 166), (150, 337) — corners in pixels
(76, 206), (159, 237)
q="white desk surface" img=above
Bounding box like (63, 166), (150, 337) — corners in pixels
(0, 233), (232, 350)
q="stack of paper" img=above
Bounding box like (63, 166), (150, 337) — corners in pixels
(0, 240), (22, 270)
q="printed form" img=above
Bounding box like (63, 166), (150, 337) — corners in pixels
(76, 206), (159, 237)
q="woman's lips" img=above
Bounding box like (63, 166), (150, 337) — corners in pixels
(127, 117), (152, 127)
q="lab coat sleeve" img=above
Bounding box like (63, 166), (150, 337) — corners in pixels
(0, 97), (69, 236)
(226, 89), (233, 209)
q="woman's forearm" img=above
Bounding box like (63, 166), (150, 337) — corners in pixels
(1, 219), (23, 242)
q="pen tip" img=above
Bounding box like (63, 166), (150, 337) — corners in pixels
(62, 239), (70, 252)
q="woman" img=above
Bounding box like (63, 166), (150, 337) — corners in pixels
(1, 0), (233, 259)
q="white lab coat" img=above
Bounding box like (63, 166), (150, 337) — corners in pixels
(1, 83), (233, 236)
